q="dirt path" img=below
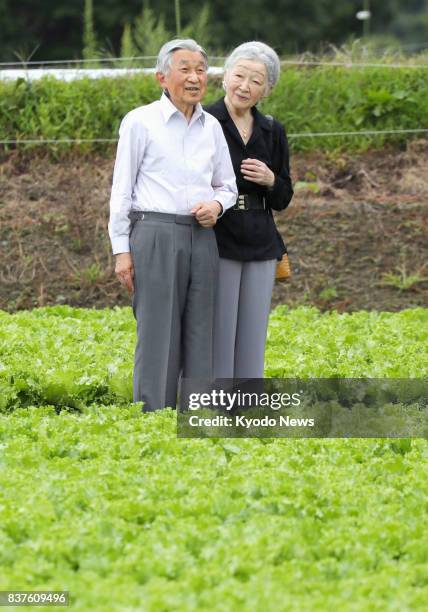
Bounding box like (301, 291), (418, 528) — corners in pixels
(0, 141), (427, 312)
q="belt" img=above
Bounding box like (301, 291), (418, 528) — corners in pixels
(128, 211), (200, 225)
(232, 193), (266, 211)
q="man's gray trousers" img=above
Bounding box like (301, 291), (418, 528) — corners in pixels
(129, 212), (219, 411)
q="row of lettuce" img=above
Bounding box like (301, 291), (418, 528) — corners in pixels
(1, 306), (427, 608)
(0, 305), (426, 411)
(1, 65), (427, 153)
(1, 404), (427, 608)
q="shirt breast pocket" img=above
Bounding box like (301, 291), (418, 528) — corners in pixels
(188, 137), (217, 180)
(143, 138), (170, 175)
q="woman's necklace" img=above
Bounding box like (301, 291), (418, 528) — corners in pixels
(225, 99), (253, 141)
(236, 118), (252, 140)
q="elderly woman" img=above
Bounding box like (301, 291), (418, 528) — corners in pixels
(205, 41), (293, 379)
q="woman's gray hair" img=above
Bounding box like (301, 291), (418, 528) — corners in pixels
(224, 41), (281, 91)
(156, 39), (208, 74)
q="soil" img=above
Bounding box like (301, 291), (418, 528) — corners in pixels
(0, 141), (427, 313)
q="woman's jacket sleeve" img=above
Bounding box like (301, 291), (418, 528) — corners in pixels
(266, 120), (293, 211)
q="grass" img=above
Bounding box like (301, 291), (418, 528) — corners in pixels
(380, 264), (427, 291)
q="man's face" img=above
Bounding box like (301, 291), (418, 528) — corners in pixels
(157, 49), (208, 111)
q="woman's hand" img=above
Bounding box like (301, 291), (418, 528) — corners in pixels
(241, 158), (275, 187)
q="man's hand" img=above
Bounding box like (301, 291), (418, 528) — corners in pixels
(115, 252), (134, 293)
(191, 200), (222, 227)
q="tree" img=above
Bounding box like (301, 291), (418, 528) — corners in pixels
(82, 0), (99, 63)
(0, 0), (427, 62)
(181, 4), (213, 50)
(119, 3), (213, 65)
(133, 5), (170, 57)
(120, 23), (135, 66)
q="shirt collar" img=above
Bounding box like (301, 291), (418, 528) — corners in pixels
(160, 92), (205, 126)
(210, 97), (271, 131)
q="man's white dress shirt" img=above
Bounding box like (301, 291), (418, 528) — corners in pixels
(108, 93), (238, 254)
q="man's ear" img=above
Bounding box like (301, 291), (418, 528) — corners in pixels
(156, 71), (166, 88)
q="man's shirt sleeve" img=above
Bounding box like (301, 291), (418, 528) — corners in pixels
(108, 112), (146, 254)
(211, 120), (238, 215)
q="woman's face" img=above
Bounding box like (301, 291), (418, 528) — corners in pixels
(224, 59), (268, 111)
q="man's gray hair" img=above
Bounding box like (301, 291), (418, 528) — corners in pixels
(156, 39), (208, 74)
(224, 41), (281, 91)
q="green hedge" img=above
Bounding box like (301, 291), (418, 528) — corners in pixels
(1, 66), (427, 153)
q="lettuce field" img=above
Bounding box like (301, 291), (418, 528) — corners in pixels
(1, 306), (426, 410)
(0, 306), (427, 610)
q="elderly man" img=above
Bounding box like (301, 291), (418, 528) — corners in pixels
(108, 39), (237, 412)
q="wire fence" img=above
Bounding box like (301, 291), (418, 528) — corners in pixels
(1, 128), (427, 146)
(280, 59), (428, 69)
(1, 56), (428, 69)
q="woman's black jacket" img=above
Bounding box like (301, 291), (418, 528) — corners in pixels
(205, 97), (293, 261)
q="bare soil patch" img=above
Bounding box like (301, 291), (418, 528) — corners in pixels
(0, 141), (427, 313)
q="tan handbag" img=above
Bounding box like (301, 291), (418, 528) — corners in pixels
(276, 253), (291, 281)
